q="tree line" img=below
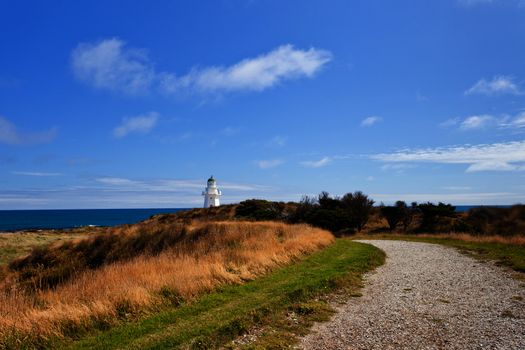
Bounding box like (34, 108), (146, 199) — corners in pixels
(234, 192), (524, 236)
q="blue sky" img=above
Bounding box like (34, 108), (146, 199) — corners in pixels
(1, 0), (524, 209)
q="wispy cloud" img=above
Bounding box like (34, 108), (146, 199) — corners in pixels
(460, 115), (494, 129)
(440, 118), (460, 128)
(500, 111), (525, 129)
(0, 116), (57, 146)
(72, 39), (332, 96)
(72, 38), (155, 94)
(256, 159), (284, 169)
(265, 135), (287, 148)
(465, 75), (521, 96)
(300, 156), (332, 168)
(95, 177), (139, 186)
(0, 182), (291, 210)
(360, 116), (382, 127)
(113, 112), (159, 138)
(94, 177), (273, 192)
(12, 171), (63, 176)
(380, 163), (416, 172)
(442, 186), (472, 191)
(372, 141), (525, 172)
(442, 111), (525, 131)
(162, 45), (332, 93)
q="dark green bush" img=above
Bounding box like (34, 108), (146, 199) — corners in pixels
(289, 191), (374, 234)
(234, 199), (286, 221)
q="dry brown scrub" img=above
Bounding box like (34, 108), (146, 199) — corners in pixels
(415, 232), (525, 245)
(357, 232), (525, 245)
(0, 221), (333, 346)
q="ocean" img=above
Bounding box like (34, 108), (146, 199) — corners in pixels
(0, 208), (188, 232)
(454, 205), (512, 213)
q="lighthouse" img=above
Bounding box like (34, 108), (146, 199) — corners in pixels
(202, 176), (222, 208)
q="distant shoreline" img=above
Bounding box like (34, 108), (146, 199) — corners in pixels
(0, 208), (188, 233)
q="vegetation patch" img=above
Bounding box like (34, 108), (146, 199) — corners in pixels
(0, 221), (333, 348)
(59, 240), (384, 350)
(0, 230), (91, 266)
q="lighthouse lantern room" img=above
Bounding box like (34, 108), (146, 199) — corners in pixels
(202, 176), (222, 208)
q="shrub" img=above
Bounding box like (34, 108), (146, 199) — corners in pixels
(289, 191), (374, 234)
(235, 199), (285, 221)
(341, 191), (375, 232)
(465, 205), (525, 236)
(416, 202), (456, 232)
(380, 201), (417, 232)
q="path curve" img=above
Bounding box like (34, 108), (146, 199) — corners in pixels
(299, 240), (525, 350)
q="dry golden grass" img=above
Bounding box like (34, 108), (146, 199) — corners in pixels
(0, 221), (333, 346)
(0, 230), (92, 266)
(415, 232), (525, 245)
(357, 232), (525, 246)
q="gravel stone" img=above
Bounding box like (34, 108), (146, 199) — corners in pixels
(299, 240), (525, 350)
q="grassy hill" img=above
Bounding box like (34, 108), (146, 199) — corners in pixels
(0, 218), (344, 348)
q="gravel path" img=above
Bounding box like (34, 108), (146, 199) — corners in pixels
(299, 240), (525, 350)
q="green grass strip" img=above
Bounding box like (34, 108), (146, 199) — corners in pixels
(64, 239), (384, 350)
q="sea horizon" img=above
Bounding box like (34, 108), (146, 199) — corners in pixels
(0, 208), (189, 232)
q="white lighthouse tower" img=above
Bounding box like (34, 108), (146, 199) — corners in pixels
(202, 176), (221, 208)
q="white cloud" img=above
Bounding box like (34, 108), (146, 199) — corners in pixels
(12, 171), (63, 176)
(372, 140), (525, 172)
(466, 161), (520, 172)
(460, 115), (494, 129)
(1, 177), (280, 209)
(300, 156), (332, 168)
(439, 118), (460, 128)
(0, 116), (57, 145)
(164, 45), (332, 93)
(113, 112), (159, 138)
(95, 177), (139, 186)
(256, 159), (284, 169)
(465, 75), (521, 96)
(443, 111), (525, 131)
(94, 177), (274, 192)
(72, 38), (155, 94)
(72, 39), (332, 95)
(500, 111), (525, 129)
(360, 116), (382, 127)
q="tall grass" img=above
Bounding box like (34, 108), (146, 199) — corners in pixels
(0, 221), (332, 348)
(417, 232), (525, 245)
